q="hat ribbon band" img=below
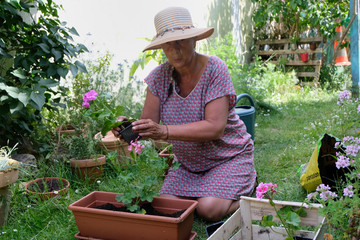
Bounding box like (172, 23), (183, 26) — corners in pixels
(156, 25), (195, 39)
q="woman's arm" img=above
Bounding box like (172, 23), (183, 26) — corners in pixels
(133, 93), (229, 142)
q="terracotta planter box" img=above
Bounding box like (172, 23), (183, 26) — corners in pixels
(68, 191), (198, 240)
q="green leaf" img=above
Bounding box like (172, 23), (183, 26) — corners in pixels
(75, 60), (87, 73)
(69, 27), (79, 36)
(260, 215), (276, 227)
(0, 48), (12, 58)
(38, 43), (50, 53)
(38, 79), (58, 88)
(51, 48), (62, 61)
(297, 207), (307, 218)
(57, 67), (69, 78)
(10, 101), (23, 114)
(285, 212), (301, 227)
(70, 63), (78, 77)
(30, 91), (45, 110)
(11, 68), (26, 79)
(0, 83), (30, 106)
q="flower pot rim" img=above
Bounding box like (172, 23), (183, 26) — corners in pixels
(94, 131), (128, 145)
(25, 177), (70, 196)
(70, 155), (106, 168)
(68, 191), (198, 223)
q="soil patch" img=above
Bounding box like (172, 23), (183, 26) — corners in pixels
(28, 179), (68, 193)
(94, 202), (185, 218)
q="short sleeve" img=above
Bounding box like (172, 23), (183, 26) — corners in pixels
(205, 57), (237, 109)
(144, 62), (172, 104)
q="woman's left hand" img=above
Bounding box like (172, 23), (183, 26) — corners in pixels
(131, 119), (167, 140)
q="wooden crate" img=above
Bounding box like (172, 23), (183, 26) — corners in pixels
(256, 37), (324, 86)
(207, 196), (327, 240)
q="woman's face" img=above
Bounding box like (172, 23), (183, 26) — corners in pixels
(161, 38), (196, 69)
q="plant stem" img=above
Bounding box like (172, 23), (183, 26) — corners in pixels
(269, 199), (294, 239)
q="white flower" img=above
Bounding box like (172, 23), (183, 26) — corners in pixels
(75, 189), (79, 194)
(97, 180), (101, 184)
(13, 229), (18, 232)
(54, 191), (59, 195)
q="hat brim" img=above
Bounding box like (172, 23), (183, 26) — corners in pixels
(143, 27), (214, 52)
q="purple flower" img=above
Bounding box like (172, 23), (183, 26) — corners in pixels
(358, 104), (360, 113)
(335, 153), (350, 169)
(345, 144), (360, 157)
(343, 185), (354, 198)
(338, 90), (350, 103)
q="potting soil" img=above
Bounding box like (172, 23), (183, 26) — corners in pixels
(94, 203), (185, 218)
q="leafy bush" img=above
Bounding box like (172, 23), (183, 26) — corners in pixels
(251, 0), (349, 40)
(0, 0), (87, 147)
(319, 65), (352, 91)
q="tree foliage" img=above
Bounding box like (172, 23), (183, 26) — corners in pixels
(0, 0), (87, 147)
(251, 0), (350, 40)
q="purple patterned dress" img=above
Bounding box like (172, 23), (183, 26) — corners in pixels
(145, 56), (256, 200)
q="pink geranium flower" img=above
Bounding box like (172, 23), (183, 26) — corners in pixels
(256, 182), (277, 199)
(83, 90), (98, 102)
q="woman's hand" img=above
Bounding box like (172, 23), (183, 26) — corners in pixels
(111, 116), (128, 138)
(131, 119), (167, 140)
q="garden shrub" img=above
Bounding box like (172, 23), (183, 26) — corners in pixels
(0, 0), (87, 148)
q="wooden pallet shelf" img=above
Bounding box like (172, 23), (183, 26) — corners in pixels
(256, 37), (324, 85)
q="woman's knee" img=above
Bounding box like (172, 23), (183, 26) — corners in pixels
(196, 197), (237, 222)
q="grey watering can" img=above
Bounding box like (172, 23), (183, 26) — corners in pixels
(235, 93), (256, 140)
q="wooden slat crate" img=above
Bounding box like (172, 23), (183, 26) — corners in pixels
(255, 37), (324, 86)
(207, 196), (327, 240)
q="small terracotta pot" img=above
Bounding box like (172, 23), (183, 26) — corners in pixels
(94, 131), (131, 161)
(70, 155), (106, 181)
(25, 177), (70, 200)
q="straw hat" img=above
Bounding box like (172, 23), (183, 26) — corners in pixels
(143, 7), (214, 52)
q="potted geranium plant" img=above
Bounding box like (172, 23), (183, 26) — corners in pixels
(68, 139), (198, 240)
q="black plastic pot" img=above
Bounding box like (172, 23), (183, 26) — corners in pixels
(119, 124), (140, 145)
(205, 221), (224, 237)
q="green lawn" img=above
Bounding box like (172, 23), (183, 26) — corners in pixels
(1, 87), (353, 240)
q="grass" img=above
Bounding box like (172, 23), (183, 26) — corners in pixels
(1, 85), (354, 239)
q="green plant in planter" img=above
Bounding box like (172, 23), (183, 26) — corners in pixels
(115, 140), (169, 214)
(256, 182), (311, 240)
(69, 134), (98, 160)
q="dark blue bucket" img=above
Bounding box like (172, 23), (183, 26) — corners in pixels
(235, 93), (256, 140)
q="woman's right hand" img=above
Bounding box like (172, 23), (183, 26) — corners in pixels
(112, 116), (128, 138)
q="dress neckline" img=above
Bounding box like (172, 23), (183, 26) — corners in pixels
(172, 56), (212, 100)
